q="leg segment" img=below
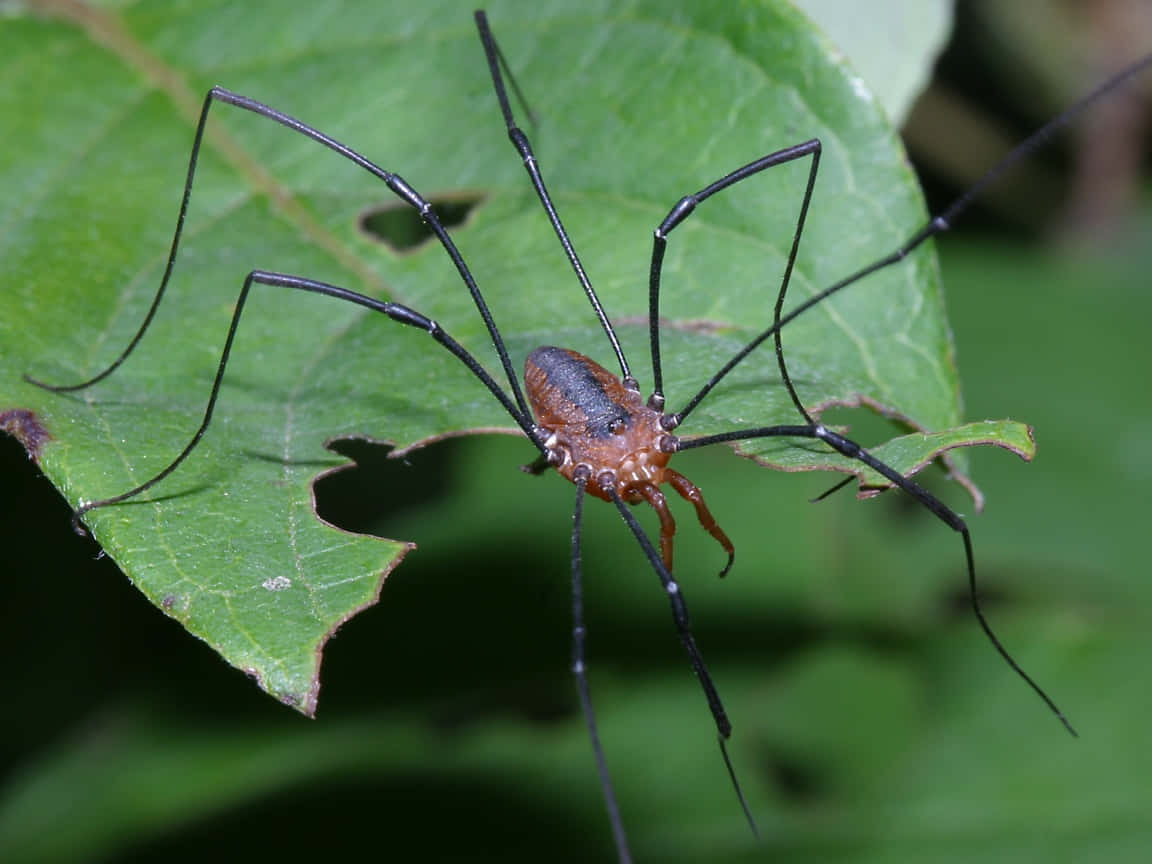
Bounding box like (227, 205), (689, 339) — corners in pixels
(603, 480), (759, 835)
(69, 271), (541, 535)
(647, 140), (821, 418)
(676, 424), (1078, 737)
(606, 477), (725, 733)
(666, 469), (735, 578)
(474, 11), (635, 389)
(570, 468), (632, 863)
(25, 85), (530, 420)
(668, 54), (1152, 427)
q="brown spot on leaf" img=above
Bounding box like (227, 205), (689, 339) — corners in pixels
(615, 314), (734, 335)
(0, 409), (52, 464)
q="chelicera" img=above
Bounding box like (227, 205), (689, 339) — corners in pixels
(525, 345), (733, 578)
(25, 8), (1151, 862)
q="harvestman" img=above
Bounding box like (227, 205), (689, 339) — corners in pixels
(25, 10), (1152, 862)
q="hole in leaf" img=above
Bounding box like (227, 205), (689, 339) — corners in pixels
(313, 435), (574, 719)
(358, 194), (484, 252)
(316, 436), (457, 534)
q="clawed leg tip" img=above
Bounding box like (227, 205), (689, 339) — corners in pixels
(71, 502), (92, 537)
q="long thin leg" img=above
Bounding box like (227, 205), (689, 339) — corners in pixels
(603, 480), (759, 836)
(69, 271), (543, 535)
(809, 474), (856, 504)
(607, 482), (722, 725)
(25, 85), (531, 420)
(570, 468), (632, 863)
(647, 140), (821, 412)
(474, 11), (637, 390)
(663, 32), (1152, 750)
(675, 424), (1078, 737)
(671, 50), (1152, 427)
(747, 88), (1083, 732)
(665, 469), (734, 578)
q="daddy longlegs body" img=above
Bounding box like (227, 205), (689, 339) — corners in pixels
(23, 10), (1152, 861)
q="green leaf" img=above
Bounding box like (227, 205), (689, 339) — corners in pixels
(0, 0), (1019, 710)
(737, 419), (1035, 508)
(793, 0), (954, 124)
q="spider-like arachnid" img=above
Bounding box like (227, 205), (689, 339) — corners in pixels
(11, 6), (1151, 861)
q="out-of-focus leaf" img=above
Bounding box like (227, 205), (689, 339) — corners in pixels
(793, 0), (954, 122)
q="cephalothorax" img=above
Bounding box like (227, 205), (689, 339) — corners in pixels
(525, 346), (733, 576)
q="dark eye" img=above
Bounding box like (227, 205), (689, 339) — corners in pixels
(608, 418), (626, 434)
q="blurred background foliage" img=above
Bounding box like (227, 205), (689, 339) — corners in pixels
(3, 0), (1151, 861)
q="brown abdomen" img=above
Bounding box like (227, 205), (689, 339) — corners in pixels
(524, 346), (635, 436)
